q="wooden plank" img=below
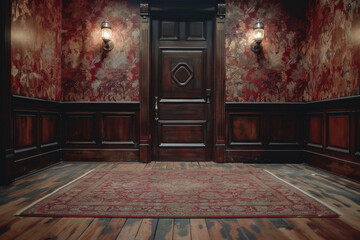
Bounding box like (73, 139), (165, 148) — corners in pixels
(190, 219), (210, 240)
(78, 218), (126, 240)
(173, 219), (191, 240)
(38, 218), (93, 240)
(135, 219), (158, 240)
(154, 218), (174, 240)
(116, 218), (142, 240)
(205, 219), (228, 240)
(0, 217), (45, 239)
(15, 218), (62, 240)
(220, 218), (247, 240)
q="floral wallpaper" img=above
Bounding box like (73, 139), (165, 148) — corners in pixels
(11, 0), (359, 103)
(62, 0), (140, 102)
(301, 0), (360, 101)
(11, 0), (62, 101)
(225, 0), (307, 102)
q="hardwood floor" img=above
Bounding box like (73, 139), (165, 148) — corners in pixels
(0, 162), (359, 240)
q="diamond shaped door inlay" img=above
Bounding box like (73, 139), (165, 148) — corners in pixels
(171, 63), (194, 87)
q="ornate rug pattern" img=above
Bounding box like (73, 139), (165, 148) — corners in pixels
(18, 169), (338, 218)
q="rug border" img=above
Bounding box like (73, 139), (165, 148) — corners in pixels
(17, 169), (340, 218)
(15, 169), (95, 216)
(264, 169), (342, 216)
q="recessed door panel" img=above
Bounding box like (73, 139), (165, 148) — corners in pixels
(161, 50), (205, 101)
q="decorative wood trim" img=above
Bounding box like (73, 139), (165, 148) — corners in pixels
(214, 3), (226, 163)
(139, 1), (151, 163)
(355, 112), (360, 157)
(228, 113), (263, 146)
(39, 111), (60, 149)
(325, 111), (351, 154)
(226, 149), (303, 163)
(0, 0), (12, 185)
(305, 150), (360, 182)
(305, 112), (323, 149)
(62, 149), (139, 162)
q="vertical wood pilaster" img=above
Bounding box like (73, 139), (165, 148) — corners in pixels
(1, 0), (12, 184)
(139, 2), (151, 163)
(214, 3), (226, 163)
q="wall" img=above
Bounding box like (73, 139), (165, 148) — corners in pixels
(61, 0), (140, 101)
(301, 0), (360, 101)
(11, 0), (62, 101)
(225, 0), (307, 102)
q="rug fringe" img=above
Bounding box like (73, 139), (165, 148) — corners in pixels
(15, 169), (95, 216)
(264, 169), (342, 216)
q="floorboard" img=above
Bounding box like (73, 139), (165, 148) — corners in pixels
(0, 162), (359, 240)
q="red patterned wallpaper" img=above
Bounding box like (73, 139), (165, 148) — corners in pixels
(11, 0), (62, 101)
(61, 0), (139, 101)
(301, 0), (360, 101)
(225, 0), (307, 102)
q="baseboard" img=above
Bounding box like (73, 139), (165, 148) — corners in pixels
(304, 150), (360, 182)
(225, 150), (303, 163)
(62, 149), (139, 162)
(9, 150), (61, 179)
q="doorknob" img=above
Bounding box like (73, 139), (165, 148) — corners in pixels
(206, 89), (211, 104)
(155, 96), (159, 122)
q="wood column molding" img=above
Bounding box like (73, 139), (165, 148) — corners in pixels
(139, 2), (151, 163)
(0, 0), (12, 185)
(214, 3), (226, 163)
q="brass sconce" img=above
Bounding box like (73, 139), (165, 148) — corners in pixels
(101, 19), (114, 51)
(250, 19), (264, 53)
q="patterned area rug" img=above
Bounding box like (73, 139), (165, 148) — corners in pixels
(18, 169), (338, 218)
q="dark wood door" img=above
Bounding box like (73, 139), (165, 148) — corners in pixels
(151, 18), (214, 161)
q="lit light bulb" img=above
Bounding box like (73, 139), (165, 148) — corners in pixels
(102, 28), (112, 41)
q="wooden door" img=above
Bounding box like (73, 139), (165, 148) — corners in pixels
(151, 18), (214, 161)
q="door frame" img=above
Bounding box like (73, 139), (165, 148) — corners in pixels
(139, 0), (226, 163)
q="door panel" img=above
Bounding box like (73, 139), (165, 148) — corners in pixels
(161, 50), (205, 101)
(152, 19), (213, 161)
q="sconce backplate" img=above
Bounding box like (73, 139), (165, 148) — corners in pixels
(103, 41), (114, 51)
(251, 41), (262, 53)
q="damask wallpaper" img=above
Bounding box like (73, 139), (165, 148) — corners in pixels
(301, 0), (360, 101)
(225, 0), (307, 102)
(61, 0), (140, 101)
(11, 0), (62, 101)
(11, 0), (359, 102)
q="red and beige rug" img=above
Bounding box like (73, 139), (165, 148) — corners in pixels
(18, 169), (338, 218)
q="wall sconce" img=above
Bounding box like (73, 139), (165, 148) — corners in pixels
(250, 19), (264, 53)
(101, 19), (114, 51)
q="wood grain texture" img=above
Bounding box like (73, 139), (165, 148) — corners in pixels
(307, 113), (323, 148)
(0, 162), (359, 240)
(14, 112), (37, 151)
(151, 16), (214, 162)
(326, 113), (350, 153)
(269, 115), (298, 144)
(305, 97), (360, 181)
(102, 114), (135, 144)
(65, 113), (96, 144)
(40, 112), (59, 147)
(229, 114), (261, 144)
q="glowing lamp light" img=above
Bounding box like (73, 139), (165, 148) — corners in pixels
(251, 19), (265, 53)
(101, 19), (114, 51)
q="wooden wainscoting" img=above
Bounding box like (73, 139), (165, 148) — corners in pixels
(305, 96), (360, 181)
(9, 96), (61, 179)
(61, 102), (140, 162)
(225, 103), (304, 163)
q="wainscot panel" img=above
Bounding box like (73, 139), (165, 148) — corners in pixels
(61, 102), (140, 162)
(10, 96), (61, 179)
(225, 102), (305, 163)
(305, 96), (360, 181)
